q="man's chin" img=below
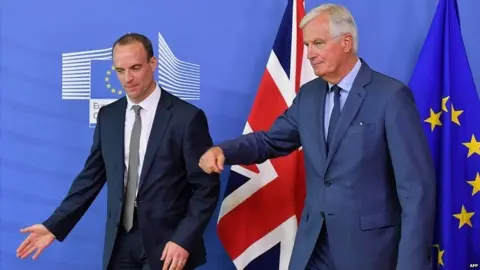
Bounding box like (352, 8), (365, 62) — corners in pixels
(313, 70), (325, 77)
(125, 91), (139, 99)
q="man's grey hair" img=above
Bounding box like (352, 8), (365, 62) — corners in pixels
(300, 4), (358, 54)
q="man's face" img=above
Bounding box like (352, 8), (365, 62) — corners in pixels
(302, 13), (352, 78)
(112, 42), (157, 103)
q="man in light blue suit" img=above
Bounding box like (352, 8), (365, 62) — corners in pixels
(199, 3), (436, 270)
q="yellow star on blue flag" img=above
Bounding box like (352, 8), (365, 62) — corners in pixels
(91, 60), (125, 99)
(408, 0), (480, 268)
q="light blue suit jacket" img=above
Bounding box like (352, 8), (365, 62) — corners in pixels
(219, 59), (436, 270)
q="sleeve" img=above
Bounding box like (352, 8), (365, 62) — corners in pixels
(169, 110), (221, 250)
(384, 86), (436, 270)
(219, 91), (302, 165)
(42, 108), (107, 241)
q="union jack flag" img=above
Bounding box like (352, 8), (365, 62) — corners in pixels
(217, 0), (316, 269)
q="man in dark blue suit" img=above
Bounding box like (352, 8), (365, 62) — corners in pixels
(16, 33), (220, 270)
(199, 4), (436, 270)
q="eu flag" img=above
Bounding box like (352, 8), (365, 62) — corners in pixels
(409, 0), (480, 268)
(91, 59), (125, 99)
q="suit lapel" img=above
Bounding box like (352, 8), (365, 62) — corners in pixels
(325, 61), (371, 169)
(313, 79), (328, 160)
(138, 91), (172, 191)
(101, 97), (127, 197)
(111, 98), (127, 194)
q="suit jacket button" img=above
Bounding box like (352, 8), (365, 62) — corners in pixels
(325, 181), (332, 187)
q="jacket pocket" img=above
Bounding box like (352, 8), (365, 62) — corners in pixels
(360, 211), (400, 230)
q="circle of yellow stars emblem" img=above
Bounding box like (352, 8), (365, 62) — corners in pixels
(424, 96), (480, 158)
(105, 65), (123, 96)
(424, 96), (463, 131)
(424, 95), (479, 268)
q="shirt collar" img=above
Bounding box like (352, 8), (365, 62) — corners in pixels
(126, 83), (161, 112)
(328, 58), (362, 93)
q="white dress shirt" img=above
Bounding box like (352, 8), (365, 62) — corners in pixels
(324, 58), (362, 140)
(123, 83), (161, 195)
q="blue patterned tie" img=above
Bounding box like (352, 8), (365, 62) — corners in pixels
(327, 85), (341, 151)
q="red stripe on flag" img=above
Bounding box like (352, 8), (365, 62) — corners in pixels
(295, 0), (306, 93)
(248, 71), (288, 131)
(217, 152), (301, 259)
(294, 0), (307, 221)
(240, 163), (260, 174)
(294, 151), (306, 220)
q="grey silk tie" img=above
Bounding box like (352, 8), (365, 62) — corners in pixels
(122, 104), (142, 232)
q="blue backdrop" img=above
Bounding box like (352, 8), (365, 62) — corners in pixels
(1, 0), (479, 269)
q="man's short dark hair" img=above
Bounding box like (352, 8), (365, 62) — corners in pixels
(112, 33), (154, 60)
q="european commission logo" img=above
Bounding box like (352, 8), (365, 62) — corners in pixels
(61, 32), (201, 127)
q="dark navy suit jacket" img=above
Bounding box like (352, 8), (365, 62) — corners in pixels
(43, 90), (220, 270)
(219, 60), (436, 270)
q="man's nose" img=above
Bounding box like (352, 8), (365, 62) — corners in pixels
(306, 45), (315, 60)
(124, 71), (133, 81)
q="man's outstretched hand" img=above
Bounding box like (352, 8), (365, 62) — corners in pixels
(17, 224), (55, 260)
